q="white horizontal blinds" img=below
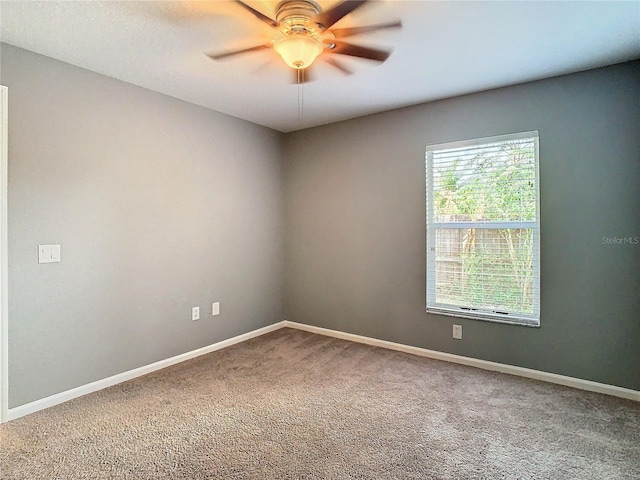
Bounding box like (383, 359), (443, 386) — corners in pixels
(426, 132), (540, 324)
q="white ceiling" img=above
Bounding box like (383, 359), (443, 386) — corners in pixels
(1, 1), (639, 132)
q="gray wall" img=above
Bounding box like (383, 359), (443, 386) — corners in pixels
(3, 42), (639, 410)
(1, 44), (285, 407)
(284, 61), (640, 391)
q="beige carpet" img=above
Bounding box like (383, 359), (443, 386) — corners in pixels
(1, 327), (639, 479)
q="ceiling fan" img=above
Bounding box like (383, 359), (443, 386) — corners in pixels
(207, 0), (401, 83)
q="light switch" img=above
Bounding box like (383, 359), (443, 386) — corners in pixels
(50, 244), (61, 262)
(38, 244), (61, 264)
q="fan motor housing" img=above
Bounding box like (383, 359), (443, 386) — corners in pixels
(276, 0), (321, 30)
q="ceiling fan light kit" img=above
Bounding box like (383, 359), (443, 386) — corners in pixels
(208, 0), (401, 83)
(274, 34), (323, 69)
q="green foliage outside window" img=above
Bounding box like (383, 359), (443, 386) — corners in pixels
(433, 140), (536, 313)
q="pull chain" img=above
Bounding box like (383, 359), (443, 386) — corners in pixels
(297, 69), (304, 124)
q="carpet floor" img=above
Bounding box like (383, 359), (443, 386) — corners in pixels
(1, 327), (639, 479)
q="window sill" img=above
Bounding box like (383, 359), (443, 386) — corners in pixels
(426, 307), (540, 327)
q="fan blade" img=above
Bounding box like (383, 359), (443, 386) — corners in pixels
(314, 0), (368, 30)
(329, 41), (391, 62)
(323, 57), (352, 75)
(234, 1), (278, 28)
(207, 44), (272, 61)
(330, 21), (401, 39)
(292, 67), (314, 84)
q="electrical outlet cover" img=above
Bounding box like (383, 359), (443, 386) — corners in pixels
(453, 324), (463, 339)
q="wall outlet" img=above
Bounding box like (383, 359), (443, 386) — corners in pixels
(192, 306), (200, 321)
(212, 302), (220, 316)
(453, 324), (462, 340)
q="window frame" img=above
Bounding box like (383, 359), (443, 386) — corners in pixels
(425, 131), (541, 327)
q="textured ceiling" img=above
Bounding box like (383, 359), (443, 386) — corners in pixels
(1, 1), (639, 132)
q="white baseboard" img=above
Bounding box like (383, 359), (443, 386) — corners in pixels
(7, 318), (638, 422)
(7, 321), (286, 421)
(282, 321), (640, 402)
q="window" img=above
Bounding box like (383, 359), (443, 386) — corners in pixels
(426, 131), (540, 326)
